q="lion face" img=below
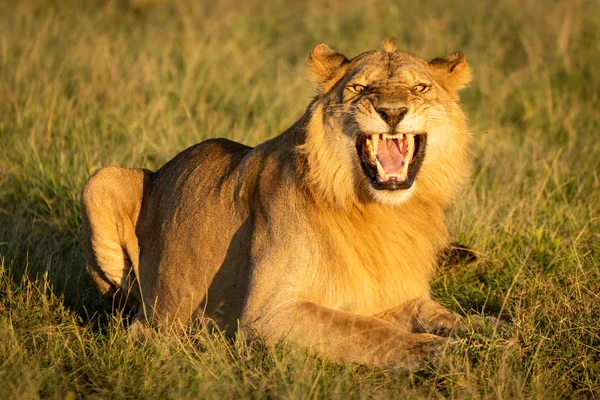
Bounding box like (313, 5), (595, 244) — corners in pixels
(345, 59), (432, 193)
(307, 40), (472, 206)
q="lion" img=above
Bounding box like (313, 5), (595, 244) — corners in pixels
(81, 38), (482, 369)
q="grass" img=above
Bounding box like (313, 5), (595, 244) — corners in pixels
(0, 0), (599, 397)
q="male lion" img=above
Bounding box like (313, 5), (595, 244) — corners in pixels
(81, 39), (480, 369)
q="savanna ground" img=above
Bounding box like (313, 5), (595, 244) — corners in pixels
(0, 0), (599, 398)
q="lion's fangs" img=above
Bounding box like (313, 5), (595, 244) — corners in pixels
(364, 133), (417, 181)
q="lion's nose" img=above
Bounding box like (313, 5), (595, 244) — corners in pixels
(375, 106), (408, 129)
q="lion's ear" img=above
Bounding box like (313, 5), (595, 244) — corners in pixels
(428, 52), (473, 94)
(308, 43), (349, 91)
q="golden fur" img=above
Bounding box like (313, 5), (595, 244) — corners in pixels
(81, 40), (482, 369)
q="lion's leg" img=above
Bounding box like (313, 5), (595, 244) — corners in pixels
(377, 299), (489, 336)
(247, 301), (450, 370)
(80, 166), (151, 311)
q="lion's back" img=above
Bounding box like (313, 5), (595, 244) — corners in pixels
(136, 138), (255, 329)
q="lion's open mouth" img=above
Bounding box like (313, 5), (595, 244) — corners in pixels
(356, 133), (427, 190)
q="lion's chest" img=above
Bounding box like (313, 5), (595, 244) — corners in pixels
(303, 210), (442, 315)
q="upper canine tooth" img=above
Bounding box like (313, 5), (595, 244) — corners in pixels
(372, 134), (379, 154)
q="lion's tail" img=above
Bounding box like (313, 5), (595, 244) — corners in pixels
(80, 166), (151, 310)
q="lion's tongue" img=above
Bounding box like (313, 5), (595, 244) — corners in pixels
(377, 138), (404, 174)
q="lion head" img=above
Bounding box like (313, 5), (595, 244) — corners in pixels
(301, 38), (473, 208)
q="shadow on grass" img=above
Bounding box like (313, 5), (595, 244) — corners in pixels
(0, 174), (110, 328)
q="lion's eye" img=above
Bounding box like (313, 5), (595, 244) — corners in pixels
(350, 84), (367, 93)
(412, 84), (430, 93)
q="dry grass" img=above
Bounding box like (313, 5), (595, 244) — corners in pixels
(0, 0), (599, 398)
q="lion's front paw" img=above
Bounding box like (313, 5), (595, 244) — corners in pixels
(465, 314), (512, 333)
(418, 313), (512, 337)
(383, 334), (456, 371)
(416, 313), (462, 337)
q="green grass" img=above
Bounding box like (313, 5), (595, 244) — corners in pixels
(1, 0), (599, 398)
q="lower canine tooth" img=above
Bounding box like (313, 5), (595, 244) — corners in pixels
(400, 162), (409, 179)
(376, 159), (386, 180)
